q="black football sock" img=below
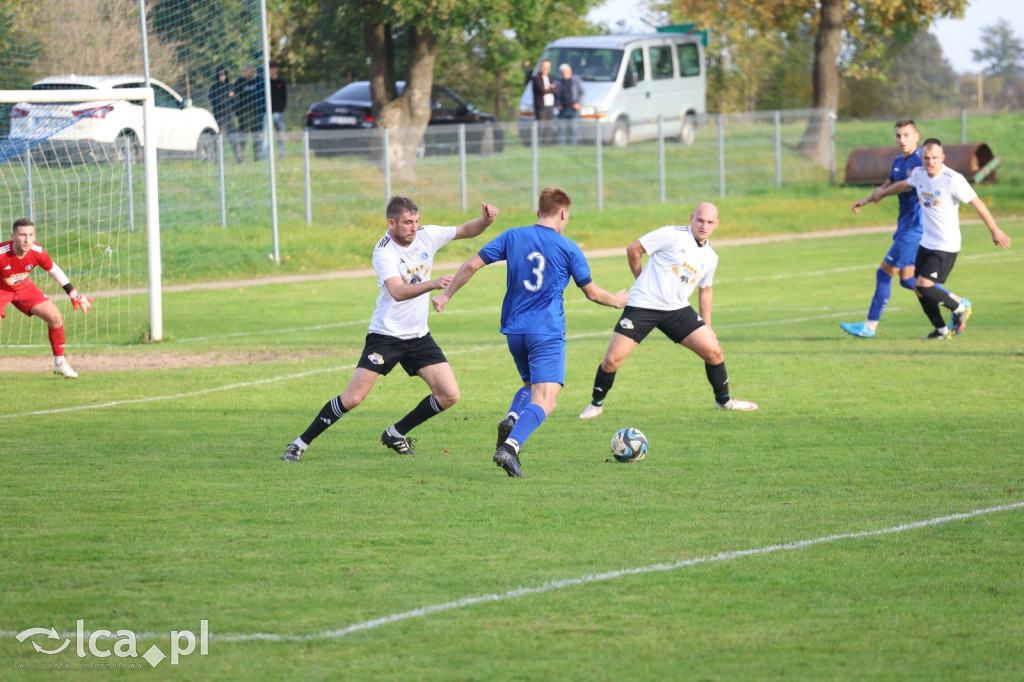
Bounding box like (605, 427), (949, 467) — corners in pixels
(592, 366), (616, 404)
(300, 396), (348, 444)
(706, 362), (730, 404)
(394, 395), (443, 435)
(917, 283), (959, 311)
(917, 294), (947, 329)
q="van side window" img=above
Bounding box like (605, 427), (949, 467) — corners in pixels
(628, 48), (646, 83)
(650, 46), (674, 80)
(678, 43), (701, 78)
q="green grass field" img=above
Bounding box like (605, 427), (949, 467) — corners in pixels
(3, 222), (1022, 679)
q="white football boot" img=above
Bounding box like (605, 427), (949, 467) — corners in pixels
(54, 356), (79, 378)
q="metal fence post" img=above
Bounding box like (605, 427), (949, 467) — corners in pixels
(215, 134), (226, 228)
(596, 119), (604, 211)
(658, 116), (666, 204)
(22, 152), (33, 222)
(774, 110), (782, 188)
(125, 143), (136, 231)
(458, 124), (467, 213)
(303, 130), (312, 225)
(717, 113), (725, 198)
(531, 121), (539, 211)
(961, 108), (967, 144)
(383, 128), (391, 205)
(828, 108), (836, 186)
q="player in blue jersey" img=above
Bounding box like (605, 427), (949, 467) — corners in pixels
(842, 119), (924, 338)
(432, 187), (628, 478)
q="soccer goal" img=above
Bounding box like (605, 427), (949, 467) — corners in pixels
(0, 86), (165, 351)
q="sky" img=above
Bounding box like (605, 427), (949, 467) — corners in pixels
(586, 0), (1024, 74)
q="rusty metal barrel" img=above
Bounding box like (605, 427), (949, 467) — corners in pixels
(844, 143), (999, 186)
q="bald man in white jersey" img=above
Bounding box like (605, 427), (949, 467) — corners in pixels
(866, 138), (1011, 339)
(579, 202), (758, 419)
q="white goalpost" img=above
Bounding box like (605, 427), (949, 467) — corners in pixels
(0, 86), (164, 348)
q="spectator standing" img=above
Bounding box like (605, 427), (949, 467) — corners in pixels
(556, 63), (584, 146)
(233, 65), (263, 162)
(209, 65), (243, 163)
(532, 59), (558, 145)
(263, 60), (287, 161)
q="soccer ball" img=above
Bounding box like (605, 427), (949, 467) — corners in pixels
(611, 427), (648, 463)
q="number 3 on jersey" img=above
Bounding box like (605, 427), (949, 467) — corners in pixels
(523, 251), (545, 292)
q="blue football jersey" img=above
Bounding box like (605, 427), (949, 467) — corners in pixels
(478, 224), (593, 336)
(890, 149), (923, 238)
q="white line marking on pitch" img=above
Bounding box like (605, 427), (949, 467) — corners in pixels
(0, 309), (868, 420)
(4, 502), (1020, 643)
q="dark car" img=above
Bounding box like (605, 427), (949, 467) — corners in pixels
(304, 81), (504, 157)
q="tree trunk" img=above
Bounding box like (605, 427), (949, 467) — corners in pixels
(364, 17), (436, 181)
(798, 0), (842, 168)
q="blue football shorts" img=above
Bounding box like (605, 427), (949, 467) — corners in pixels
(505, 333), (566, 386)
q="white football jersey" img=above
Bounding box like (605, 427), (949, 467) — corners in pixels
(906, 165), (977, 253)
(627, 225), (718, 311)
(369, 224), (456, 339)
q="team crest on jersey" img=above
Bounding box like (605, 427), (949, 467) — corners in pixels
(404, 264), (428, 284)
(671, 262), (698, 284)
(420, 252), (428, 260)
(367, 353), (384, 365)
(618, 318), (635, 330)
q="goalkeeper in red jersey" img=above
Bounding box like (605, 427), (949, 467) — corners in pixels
(1, 218), (94, 378)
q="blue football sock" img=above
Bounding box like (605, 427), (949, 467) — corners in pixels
(867, 268), (892, 322)
(507, 403), (546, 449)
(899, 277), (915, 291)
(507, 386), (532, 420)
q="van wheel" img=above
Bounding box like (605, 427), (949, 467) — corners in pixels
(115, 132), (140, 164)
(196, 131), (217, 162)
(679, 114), (696, 146)
(612, 120), (629, 148)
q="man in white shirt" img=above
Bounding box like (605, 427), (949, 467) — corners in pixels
(284, 196), (499, 461)
(579, 202), (758, 419)
(870, 138), (1011, 340)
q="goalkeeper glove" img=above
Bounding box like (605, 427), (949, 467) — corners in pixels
(69, 288), (94, 314)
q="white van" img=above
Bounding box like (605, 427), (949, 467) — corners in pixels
(518, 33), (706, 147)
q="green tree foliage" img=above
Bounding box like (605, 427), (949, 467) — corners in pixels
(842, 30), (957, 119)
(654, 0), (967, 164)
(971, 18), (1024, 79)
(277, 0), (602, 176)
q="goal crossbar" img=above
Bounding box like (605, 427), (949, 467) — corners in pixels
(1, 86), (164, 341)
(0, 88), (154, 104)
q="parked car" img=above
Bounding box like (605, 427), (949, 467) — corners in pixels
(10, 74), (219, 164)
(304, 81), (504, 157)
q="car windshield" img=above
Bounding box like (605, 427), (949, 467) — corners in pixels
(538, 48), (624, 82)
(326, 82), (372, 104)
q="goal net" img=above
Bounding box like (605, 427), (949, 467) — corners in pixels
(0, 87), (159, 351)
(1, 0), (269, 354)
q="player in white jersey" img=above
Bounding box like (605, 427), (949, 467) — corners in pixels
(284, 196), (499, 461)
(579, 202), (758, 419)
(870, 138), (1011, 340)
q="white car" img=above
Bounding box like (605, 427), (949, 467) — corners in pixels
(11, 74), (219, 163)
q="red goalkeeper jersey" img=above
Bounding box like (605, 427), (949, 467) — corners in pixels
(0, 240), (54, 292)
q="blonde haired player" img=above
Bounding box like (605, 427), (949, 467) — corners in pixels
(1, 218), (94, 377)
